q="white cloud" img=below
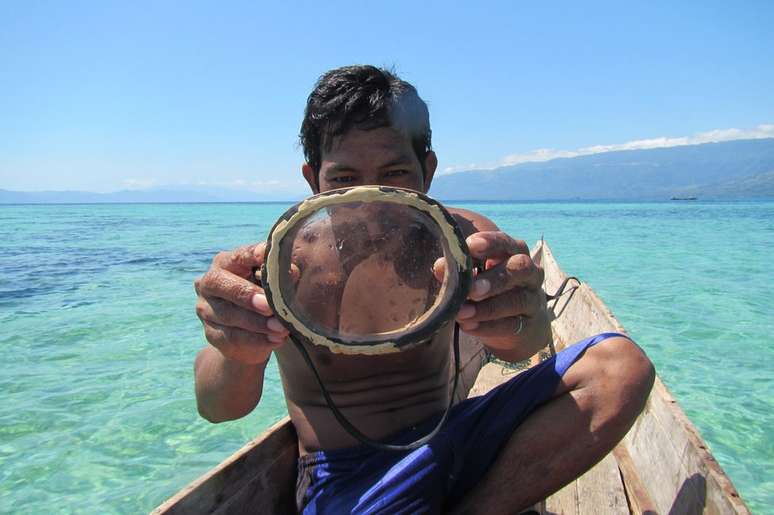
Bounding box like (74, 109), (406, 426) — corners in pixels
(440, 123), (774, 175)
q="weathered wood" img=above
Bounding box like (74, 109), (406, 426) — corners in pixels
(612, 445), (658, 514)
(576, 454), (628, 515)
(537, 241), (749, 515)
(452, 333), (487, 403)
(622, 379), (749, 515)
(468, 362), (522, 398)
(151, 417), (298, 514)
(545, 480), (578, 515)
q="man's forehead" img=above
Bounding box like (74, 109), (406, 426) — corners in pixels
(322, 127), (416, 167)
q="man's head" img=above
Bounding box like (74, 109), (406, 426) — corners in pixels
(300, 65), (437, 193)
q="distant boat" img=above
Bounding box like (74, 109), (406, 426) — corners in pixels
(671, 196), (698, 201)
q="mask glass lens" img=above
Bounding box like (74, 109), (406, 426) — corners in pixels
(273, 198), (461, 346)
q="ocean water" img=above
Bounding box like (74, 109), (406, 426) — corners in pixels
(0, 201), (771, 513)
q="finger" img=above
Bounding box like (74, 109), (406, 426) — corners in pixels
(288, 262), (301, 285)
(485, 258), (504, 270)
(458, 316), (529, 337)
(469, 254), (544, 301)
(198, 268), (272, 315)
(252, 256), (301, 287)
(203, 321), (285, 364)
(432, 258), (446, 282)
(456, 288), (542, 323)
(433, 257), (480, 284)
(196, 297), (288, 336)
(213, 243), (268, 277)
(466, 231), (529, 261)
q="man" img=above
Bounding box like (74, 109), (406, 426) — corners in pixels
(193, 65), (655, 513)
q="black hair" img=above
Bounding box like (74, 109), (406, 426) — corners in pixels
(299, 65), (432, 178)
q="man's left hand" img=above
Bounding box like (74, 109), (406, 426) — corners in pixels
(454, 231), (550, 361)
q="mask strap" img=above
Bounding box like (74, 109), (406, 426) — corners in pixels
(290, 323), (461, 452)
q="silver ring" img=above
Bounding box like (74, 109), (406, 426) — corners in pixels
(514, 315), (525, 335)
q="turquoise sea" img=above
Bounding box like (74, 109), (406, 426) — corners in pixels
(0, 201), (772, 513)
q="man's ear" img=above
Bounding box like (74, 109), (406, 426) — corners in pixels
(302, 163), (319, 194)
(422, 151), (438, 193)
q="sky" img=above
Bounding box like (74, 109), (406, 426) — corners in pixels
(1, 1), (773, 194)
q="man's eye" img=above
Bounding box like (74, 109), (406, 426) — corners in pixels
(332, 176), (356, 183)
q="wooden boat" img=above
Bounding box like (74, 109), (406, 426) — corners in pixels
(153, 241), (749, 514)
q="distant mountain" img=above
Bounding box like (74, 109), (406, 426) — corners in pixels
(670, 170), (774, 199)
(430, 138), (774, 200)
(0, 185), (305, 204)
(4, 138), (774, 203)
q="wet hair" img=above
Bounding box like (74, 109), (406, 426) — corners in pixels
(300, 65), (432, 178)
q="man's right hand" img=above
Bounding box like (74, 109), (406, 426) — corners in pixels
(194, 242), (290, 365)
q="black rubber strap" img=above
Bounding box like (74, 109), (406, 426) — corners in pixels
(546, 276), (581, 307)
(291, 324), (461, 452)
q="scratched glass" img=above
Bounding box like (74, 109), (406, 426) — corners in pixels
(274, 200), (457, 342)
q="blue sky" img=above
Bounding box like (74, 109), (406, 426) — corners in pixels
(1, 1), (773, 194)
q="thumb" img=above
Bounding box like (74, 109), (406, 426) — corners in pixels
(432, 258), (446, 283)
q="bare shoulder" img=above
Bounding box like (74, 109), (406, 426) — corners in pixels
(446, 206), (499, 238)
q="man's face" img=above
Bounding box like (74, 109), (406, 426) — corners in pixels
(303, 127), (437, 193)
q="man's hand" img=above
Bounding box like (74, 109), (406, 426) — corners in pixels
(194, 242), (289, 365)
(450, 232), (550, 361)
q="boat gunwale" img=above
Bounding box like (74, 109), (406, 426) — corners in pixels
(538, 241), (749, 514)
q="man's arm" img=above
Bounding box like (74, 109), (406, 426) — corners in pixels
(447, 208), (551, 362)
(193, 243), (289, 422)
(194, 346), (269, 422)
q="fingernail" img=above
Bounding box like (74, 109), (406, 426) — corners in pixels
(252, 294), (271, 315)
(457, 303), (475, 320)
(268, 333), (286, 343)
(467, 236), (487, 254)
(266, 317), (285, 333)
(471, 278), (490, 298)
(460, 321), (479, 331)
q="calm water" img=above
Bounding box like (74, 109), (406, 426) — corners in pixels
(0, 201), (772, 513)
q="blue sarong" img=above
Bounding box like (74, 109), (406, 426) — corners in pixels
(297, 332), (628, 514)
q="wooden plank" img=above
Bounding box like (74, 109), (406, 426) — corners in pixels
(544, 455), (628, 515)
(621, 377), (750, 514)
(152, 417), (298, 514)
(627, 379), (703, 513)
(624, 390), (690, 512)
(213, 442), (298, 514)
(612, 444), (658, 514)
(451, 333), (486, 403)
(577, 453), (629, 515)
(545, 480), (579, 515)
(657, 381), (749, 515)
(468, 362), (521, 397)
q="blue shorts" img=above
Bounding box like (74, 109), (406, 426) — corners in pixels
(296, 332), (627, 514)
